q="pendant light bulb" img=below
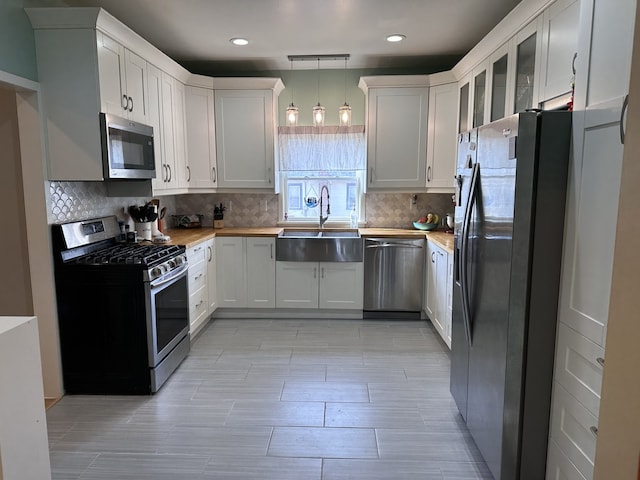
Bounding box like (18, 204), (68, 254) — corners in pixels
(339, 57), (351, 126)
(285, 58), (298, 126)
(313, 58), (325, 126)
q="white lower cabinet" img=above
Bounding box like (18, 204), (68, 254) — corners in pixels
(276, 262), (363, 310)
(546, 438), (587, 480)
(216, 237), (275, 308)
(205, 239), (217, 313)
(424, 241), (452, 348)
(549, 383), (598, 480)
(187, 242), (209, 338)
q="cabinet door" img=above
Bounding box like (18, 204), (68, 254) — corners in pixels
(215, 89), (274, 188)
(123, 49), (148, 124)
(511, 19), (542, 113)
(426, 83), (457, 191)
(435, 248), (448, 344)
(458, 74), (472, 133)
(538, 0), (580, 104)
(206, 239), (217, 314)
(186, 86), (217, 189)
(488, 43), (511, 122)
(160, 71), (178, 190)
(276, 262), (319, 309)
(445, 252), (453, 348)
(366, 87), (428, 189)
(319, 262), (363, 310)
(148, 64), (167, 192)
(216, 237), (246, 307)
(246, 238), (275, 308)
(174, 79), (189, 188)
(559, 0), (634, 347)
(472, 61), (489, 128)
(97, 32), (126, 117)
(546, 439), (588, 480)
(549, 384), (598, 480)
(425, 242), (443, 337)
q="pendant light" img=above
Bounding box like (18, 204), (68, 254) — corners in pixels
(285, 58), (299, 126)
(312, 58), (325, 126)
(339, 57), (352, 126)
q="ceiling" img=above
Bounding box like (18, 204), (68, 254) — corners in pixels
(29, 0), (522, 74)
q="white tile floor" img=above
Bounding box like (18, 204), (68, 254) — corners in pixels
(46, 319), (491, 479)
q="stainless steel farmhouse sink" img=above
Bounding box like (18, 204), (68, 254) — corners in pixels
(276, 231), (363, 262)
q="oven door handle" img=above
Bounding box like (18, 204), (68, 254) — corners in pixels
(150, 263), (188, 289)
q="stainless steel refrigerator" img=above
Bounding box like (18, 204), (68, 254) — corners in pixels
(450, 111), (571, 480)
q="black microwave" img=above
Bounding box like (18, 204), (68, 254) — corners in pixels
(100, 113), (156, 180)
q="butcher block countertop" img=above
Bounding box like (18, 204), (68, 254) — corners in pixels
(164, 227), (283, 248)
(164, 226), (454, 253)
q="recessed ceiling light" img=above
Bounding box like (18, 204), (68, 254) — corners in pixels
(386, 34), (406, 43)
(230, 37), (249, 46)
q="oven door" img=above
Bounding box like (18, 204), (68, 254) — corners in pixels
(145, 263), (189, 368)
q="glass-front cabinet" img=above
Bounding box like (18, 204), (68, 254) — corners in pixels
(458, 79), (470, 133)
(473, 69), (487, 127)
(490, 52), (509, 122)
(512, 19), (541, 114)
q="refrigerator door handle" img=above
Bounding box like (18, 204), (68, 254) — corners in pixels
(460, 162), (480, 345)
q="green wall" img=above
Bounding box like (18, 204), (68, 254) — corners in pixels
(0, 0), (38, 81)
(278, 69), (366, 126)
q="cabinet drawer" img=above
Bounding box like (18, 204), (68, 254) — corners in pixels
(554, 323), (604, 417)
(546, 438), (587, 480)
(188, 261), (207, 293)
(187, 242), (207, 265)
(189, 284), (208, 317)
(549, 383), (598, 480)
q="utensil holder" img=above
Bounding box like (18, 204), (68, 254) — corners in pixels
(135, 222), (152, 241)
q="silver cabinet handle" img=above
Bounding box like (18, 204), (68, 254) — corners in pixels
(129, 96), (133, 112)
(122, 94), (128, 110)
(207, 245), (212, 262)
(270, 244), (273, 259)
(596, 357), (605, 367)
(427, 165), (432, 182)
(571, 52), (577, 75)
(620, 94), (629, 144)
(167, 164), (172, 182)
(163, 164), (168, 182)
(321, 267), (325, 279)
(313, 267), (317, 279)
(431, 251), (436, 263)
(186, 165), (191, 182)
(369, 167), (374, 184)
(212, 167), (217, 183)
(590, 426), (598, 436)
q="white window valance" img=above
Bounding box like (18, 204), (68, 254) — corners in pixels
(278, 125), (366, 171)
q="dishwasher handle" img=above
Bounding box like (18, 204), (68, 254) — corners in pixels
(365, 242), (423, 249)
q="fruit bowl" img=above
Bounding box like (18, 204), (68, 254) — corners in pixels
(413, 221), (439, 231)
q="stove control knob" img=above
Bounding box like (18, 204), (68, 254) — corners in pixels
(150, 266), (163, 280)
(175, 255), (186, 267)
(167, 259), (176, 269)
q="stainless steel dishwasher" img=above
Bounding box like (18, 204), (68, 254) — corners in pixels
(363, 237), (424, 318)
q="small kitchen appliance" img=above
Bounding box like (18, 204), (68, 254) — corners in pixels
(51, 216), (189, 394)
(100, 113), (156, 180)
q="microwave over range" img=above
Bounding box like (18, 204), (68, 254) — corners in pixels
(100, 113), (156, 180)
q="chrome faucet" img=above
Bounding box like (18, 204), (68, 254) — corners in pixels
(319, 185), (330, 228)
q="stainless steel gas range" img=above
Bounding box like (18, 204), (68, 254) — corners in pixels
(52, 216), (189, 394)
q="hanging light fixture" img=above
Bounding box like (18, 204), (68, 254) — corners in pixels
(285, 58), (299, 126)
(312, 58), (325, 126)
(339, 57), (352, 126)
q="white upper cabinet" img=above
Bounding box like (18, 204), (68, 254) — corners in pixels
(511, 19), (543, 114)
(214, 79), (283, 190)
(362, 83), (428, 189)
(538, 0), (581, 106)
(97, 32), (148, 124)
(488, 42), (511, 122)
(26, 8), (191, 181)
(457, 74), (472, 133)
(426, 82), (458, 192)
(471, 60), (490, 128)
(185, 84), (217, 190)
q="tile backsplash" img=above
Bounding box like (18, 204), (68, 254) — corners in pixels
(48, 181), (175, 224)
(48, 181), (454, 229)
(175, 192), (454, 229)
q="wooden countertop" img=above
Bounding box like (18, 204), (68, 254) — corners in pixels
(163, 227), (284, 248)
(164, 226), (454, 253)
(426, 231), (455, 254)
